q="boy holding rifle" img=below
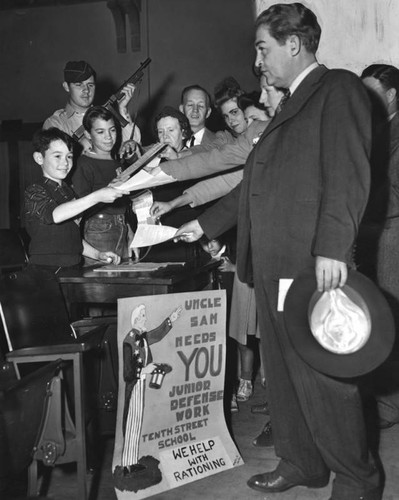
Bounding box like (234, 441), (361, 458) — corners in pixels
(43, 60), (141, 152)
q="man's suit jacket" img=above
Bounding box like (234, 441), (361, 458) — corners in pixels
(162, 121), (267, 181)
(200, 127), (216, 146)
(199, 66), (371, 310)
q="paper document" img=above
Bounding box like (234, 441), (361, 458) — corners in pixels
(131, 224), (178, 248)
(93, 262), (184, 272)
(115, 169), (175, 192)
(277, 278), (294, 311)
(132, 190), (156, 225)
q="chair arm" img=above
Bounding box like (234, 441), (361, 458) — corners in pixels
(6, 343), (91, 359)
(72, 318), (117, 349)
(72, 317), (117, 329)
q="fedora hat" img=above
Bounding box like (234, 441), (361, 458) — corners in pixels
(283, 267), (395, 378)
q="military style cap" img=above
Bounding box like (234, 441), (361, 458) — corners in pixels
(64, 60), (96, 83)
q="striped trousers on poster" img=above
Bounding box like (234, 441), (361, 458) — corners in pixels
(121, 377), (145, 466)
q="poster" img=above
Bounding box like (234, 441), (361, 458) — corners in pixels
(112, 290), (243, 499)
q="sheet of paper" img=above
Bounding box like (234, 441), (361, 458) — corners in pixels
(130, 224), (178, 248)
(92, 262), (184, 272)
(132, 190), (156, 225)
(277, 278), (294, 311)
(114, 168), (175, 192)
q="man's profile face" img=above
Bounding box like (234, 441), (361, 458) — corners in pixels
(362, 76), (390, 114)
(180, 89), (211, 133)
(259, 75), (284, 117)
(63, 75), (96, 110)
(255, 26), (292, 89)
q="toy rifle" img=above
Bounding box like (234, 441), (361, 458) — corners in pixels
(113, 142), (168, 187)
(72, 57), (151, 142)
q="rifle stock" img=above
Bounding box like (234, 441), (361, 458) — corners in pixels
(72, 57), (151, 142)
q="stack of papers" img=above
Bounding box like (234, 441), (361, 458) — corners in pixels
(93, 261), (185, 273)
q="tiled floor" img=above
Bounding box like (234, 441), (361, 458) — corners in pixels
(5, 378), (399, 500)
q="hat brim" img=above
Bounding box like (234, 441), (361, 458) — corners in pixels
(284, 267), (395, 378)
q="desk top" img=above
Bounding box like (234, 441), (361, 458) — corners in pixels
(57, 258), (219, 285)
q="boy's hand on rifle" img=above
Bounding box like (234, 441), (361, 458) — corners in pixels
(118, 83), (136, 117)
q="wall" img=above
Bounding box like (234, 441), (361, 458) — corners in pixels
(255, 0), (399, 75)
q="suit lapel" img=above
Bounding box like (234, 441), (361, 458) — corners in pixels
(259, 65), (329, 142)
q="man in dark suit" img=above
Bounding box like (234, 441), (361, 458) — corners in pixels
(175, 4), (380, 500)
(179, 85), (216, 146)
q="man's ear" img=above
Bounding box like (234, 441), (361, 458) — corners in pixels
(288, 35), (301, 56)
(387, 87), (397, 106)
(84, 130), (91, 141)
(206, 108), (212, 119)
(179, 104), (184, 113)
(62, 81), (70, 93)
(33, 152), (44, 166)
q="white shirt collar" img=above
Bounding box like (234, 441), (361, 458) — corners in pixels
(193, 127), (205, 146)
(289, 62), (319, 95)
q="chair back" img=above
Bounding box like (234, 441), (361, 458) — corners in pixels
(0, 360), (63, 475)
(0, 266), (76, 352)
(0, 229), (28, 271)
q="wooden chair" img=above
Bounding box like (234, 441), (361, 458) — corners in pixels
(0, 354), (64, 497)
(0, 265), (114, 499)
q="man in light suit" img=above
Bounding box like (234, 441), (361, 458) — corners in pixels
(179, 85), (216, 146)
(175, 4), (380, 500)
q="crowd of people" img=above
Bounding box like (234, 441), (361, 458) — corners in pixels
(22, 2), (399, 499)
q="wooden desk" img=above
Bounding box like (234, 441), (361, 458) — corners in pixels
(58, 260), (219, 318)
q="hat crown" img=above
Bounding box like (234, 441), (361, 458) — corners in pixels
(309, 288), (371, 355)
(64, 60), (95, 83)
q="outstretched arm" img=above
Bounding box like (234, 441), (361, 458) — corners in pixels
(52, 186), (129, 223)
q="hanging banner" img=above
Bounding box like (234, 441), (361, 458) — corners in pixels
(112, 289), (243, 499)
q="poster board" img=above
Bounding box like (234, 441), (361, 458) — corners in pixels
(112, 290), (243, 498)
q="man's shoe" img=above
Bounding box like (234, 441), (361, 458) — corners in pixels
(251, 401), (269, 414)
(252, 420), (273, 447)
(236, 378), (253, 401)
(247, 469), (329, 493)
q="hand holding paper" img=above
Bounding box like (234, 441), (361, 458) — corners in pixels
(131, 224), (178, 248)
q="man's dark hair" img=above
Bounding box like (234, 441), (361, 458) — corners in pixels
(32, 127), (73, 155)
(255, 2), (321, 54)
(181, 85), (212, 108)
(82, 106), (115, 132)
(154, 106), (192, 141)
(361, 64), (399, 103)
(214, 77), (245, 109)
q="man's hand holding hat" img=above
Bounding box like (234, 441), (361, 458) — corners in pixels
(315, 256), (348, 292)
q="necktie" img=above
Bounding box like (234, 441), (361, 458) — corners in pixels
(189, 135), (196, 148)
(275, 89), (291, 115)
